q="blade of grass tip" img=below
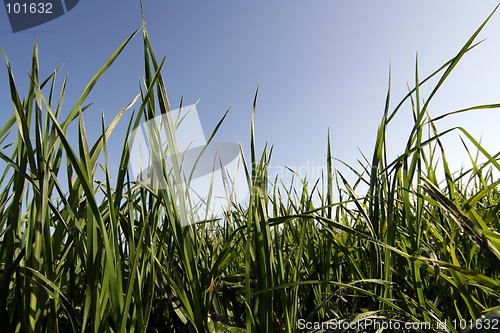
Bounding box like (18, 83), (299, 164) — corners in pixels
(53, 75), (67, 121)
(383, 126), (457, 174)
(144, 50), (193, 226)
(424, 109), (457, 205)
(61, 26), (141, 131)
(113, 112), (136, 216)
(187, 108), (230, 184)
(430, 103), (500, 123)
(421, 4), (499, 114)
(44, 71), (58, 142)
(89, 93), (140, 167)
(251, 85), (259, 185)
(0, 50), (17, 141)
(34, 66), (62, 149)
(133, 57), (166, 130)
(455, 127), (500, 171)
(459, 136), (489, 190)
(239, 144), (252, 196)
(2, 52), (38, 177)
(337, 171), (376, 237)
(0, 116), (15, 150)
(369, 65), (391, 222)
(408, 54), (425, 165)
(333, 156), (370, 188)
(77, 108), (91, 173)
(326, 129), (333, 219)
(387, 40), (485, 124)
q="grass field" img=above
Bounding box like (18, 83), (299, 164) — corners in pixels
(0, 7), (499, 333)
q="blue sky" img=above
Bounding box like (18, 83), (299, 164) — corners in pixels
(1, 1), (500, 186)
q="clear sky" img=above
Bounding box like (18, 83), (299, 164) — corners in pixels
(1, 1), (500, 186)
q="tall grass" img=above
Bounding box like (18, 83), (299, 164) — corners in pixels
(0, 6), (499, 333)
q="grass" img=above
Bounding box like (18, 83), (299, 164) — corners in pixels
(0, 5), (500, 333)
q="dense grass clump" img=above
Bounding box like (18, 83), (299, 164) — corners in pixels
(1, 9), (499, 333)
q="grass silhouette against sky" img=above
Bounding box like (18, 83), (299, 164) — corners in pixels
(1, 1), (499, 181)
